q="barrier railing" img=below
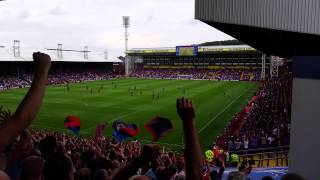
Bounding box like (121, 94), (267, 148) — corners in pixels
(228, 146), (289, 167)
(229, 145), (289, 155)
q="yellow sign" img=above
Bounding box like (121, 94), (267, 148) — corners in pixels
(127, 49), (175, 54)
(231, 154), (239, 163)
(199, 47), (255, 52)
(127, 47), (255, 54)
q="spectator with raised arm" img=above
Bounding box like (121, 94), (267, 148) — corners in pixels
(0, 53), (50, 180)
(0, 52), (51, 153)
(176, 97), (203, 180)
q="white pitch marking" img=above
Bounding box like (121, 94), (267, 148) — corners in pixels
(198, 85), (255, 134)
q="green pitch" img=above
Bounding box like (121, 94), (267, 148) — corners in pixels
(0, 78), (258, 151)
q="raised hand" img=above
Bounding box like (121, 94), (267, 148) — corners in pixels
(33, 52), (51, 74)
(176, 97), (195, 123)
(176, 97), (202, 180)
(0, 52), (51, 153)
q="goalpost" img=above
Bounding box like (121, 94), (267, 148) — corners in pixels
(177, 74), (193, 80)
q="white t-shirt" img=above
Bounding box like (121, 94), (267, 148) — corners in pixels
(272, 128), (278, 135)
(267, 136), (274, 144)
(244, 139), (249, 149)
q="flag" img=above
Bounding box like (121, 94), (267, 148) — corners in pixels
(95, 123), (106, 140)
(112, 120), (139, 142)
(120, 123), (139, 137)
(64, 116), (81, 135)
(144, 116), (173, 141)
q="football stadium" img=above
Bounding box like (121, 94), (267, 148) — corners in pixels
(0, 42), (265, 150)
(0, 0), (319, 180)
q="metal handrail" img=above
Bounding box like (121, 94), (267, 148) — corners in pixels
(228, 145), (289, 154)
(238, 150), (289, 157)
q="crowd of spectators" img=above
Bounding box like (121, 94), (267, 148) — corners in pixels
(0, 68), (260, 90)
(216, 76), (292, 151)
(0, 76), (30, 89)
(47, 71), (115, 85)
(130, 69), (260, 81)
(0, 53), (304, 180)
(6, 129), (192, 180)
(0, 71), (116, 90)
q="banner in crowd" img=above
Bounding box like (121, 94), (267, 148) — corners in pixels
(112, 120), (139, 142)
(144, 116), (173, 141)
(64, 115), (81, 135)
(245, 96), (258, 113)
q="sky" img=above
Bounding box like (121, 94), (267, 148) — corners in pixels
(0, 0), (232, 60)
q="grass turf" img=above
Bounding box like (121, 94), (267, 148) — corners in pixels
(0, 78), (258, 151)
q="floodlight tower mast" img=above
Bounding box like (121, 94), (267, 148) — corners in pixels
(123, 16), (130, 53)
(270, 56), (279, 78)
(84, 46), (88, 59)
(104, 49), (108, 60)
(123, 16), (130, 76)
(13, 40), (21, 79)
(57, 43), (63, 59)
(13, 40), (20, 57)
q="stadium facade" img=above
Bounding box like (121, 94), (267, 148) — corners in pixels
(195, 0), (320, 57)
(195, 0), (320, 179)
(126, 43), (279, 80)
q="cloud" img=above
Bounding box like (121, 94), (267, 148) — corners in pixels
(0, 0), (230, 60)
(189, 19), (201, 25)
(19, 10), (30, 19)
(146, 15), (157, 22)
(49, 7), (67, 16)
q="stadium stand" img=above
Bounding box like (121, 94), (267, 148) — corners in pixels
(0, 67), (117, 90)
(0, 44), (120, 90)
(216, 76), (292, 151)
(129, 69), (260, 81)
(126, 44), (265, 87)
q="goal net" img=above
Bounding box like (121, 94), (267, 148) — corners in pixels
(177, 74), (193, 80)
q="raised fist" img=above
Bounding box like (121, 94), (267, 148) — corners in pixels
(32, 52), (51, 74)
(176, 97), (195, 123)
